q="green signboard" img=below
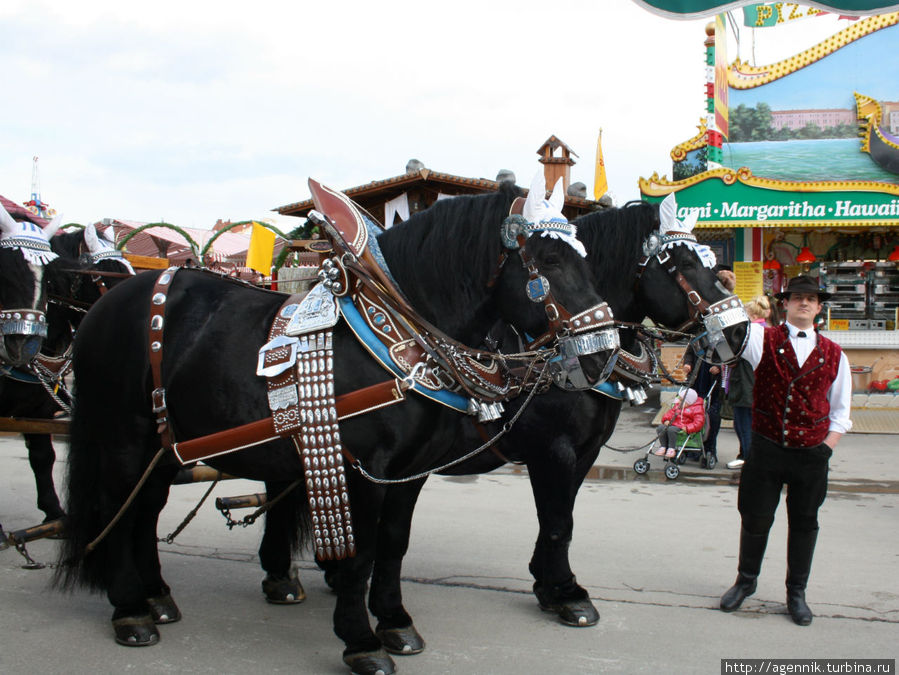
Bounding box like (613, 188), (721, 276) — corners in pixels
(641, 169), (899, 228)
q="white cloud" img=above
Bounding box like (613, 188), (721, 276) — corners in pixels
(1, 0), (719, 228)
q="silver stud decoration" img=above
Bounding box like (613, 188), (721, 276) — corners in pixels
(291, 328), (354, 561)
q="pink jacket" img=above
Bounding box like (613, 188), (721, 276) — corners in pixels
(661, 397), (705, 434)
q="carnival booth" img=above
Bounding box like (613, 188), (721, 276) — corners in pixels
(639, 9), (899, 392)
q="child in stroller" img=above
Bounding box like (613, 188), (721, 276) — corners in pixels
(654, 388), (705, 458)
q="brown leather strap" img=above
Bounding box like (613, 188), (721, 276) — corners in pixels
(148, 267), (180, 451)
(172, 378), (408, 464)
(264, 294), (306, 435)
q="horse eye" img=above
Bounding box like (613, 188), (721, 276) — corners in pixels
(542, 254), (561, 267)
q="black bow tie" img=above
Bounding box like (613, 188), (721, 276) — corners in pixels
(797, 331), (808, 338)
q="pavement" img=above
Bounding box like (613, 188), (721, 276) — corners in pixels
(1, 399), (897, 674)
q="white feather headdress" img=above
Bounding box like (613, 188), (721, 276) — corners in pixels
(657, 193), (716, 269)
(521, 173), (587, 258)
(0, 203), (60, 265)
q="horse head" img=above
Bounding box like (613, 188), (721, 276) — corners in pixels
(492, 173), (619, 390)
(635, 193), (748, 364)
(77, 222), (135, 297)
(0, 203), (63, 366)
(37, 222), (136, 357)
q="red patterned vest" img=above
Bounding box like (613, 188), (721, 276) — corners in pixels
(752, 324), (841, 447)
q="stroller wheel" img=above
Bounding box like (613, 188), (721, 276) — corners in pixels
(664, 463), (680, 480)
(633, 458), (650, 475)
(676, 453), (687, 465)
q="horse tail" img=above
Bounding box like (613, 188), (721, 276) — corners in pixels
(54, 276), (158, 593)
(53, 388), (111, 592)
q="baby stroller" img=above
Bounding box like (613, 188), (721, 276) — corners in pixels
(633, 385), (716, 480)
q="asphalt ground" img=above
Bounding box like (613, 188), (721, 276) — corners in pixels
(1, 401), (897, 674)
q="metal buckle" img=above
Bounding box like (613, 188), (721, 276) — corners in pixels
(256, 335), (300, 377)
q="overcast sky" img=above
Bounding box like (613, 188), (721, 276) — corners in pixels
(0, 1), (852, 231)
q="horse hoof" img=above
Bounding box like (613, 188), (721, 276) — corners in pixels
(376, 624), (426, 655)
(147, 594), (182, 624)
(342, 649), (396, 675)
(112, 615), (160, 646)
(262, 571), (306, 604)
(540, 597), (600, 627)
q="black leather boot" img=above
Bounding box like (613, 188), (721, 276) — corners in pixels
(786, 529), (818, 626)
(720, 527), (769, 612)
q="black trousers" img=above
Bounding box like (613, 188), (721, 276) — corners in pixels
(738, 433), (832, 536)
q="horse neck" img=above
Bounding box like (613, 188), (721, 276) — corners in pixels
(578, 208), (653, 326)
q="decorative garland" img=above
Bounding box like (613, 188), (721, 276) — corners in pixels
(116, 222), (200, 262)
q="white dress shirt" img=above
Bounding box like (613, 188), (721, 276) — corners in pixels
(742, 322), (853, 435)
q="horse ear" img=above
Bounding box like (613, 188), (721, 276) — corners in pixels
(681, 209), (699, 233)
(102, 225), (116, 245)
(522, 171), (546, 224)
(44, 213), (64, 239)
(548, 177), (565, 214)
(0, 202), (19, 235)
(85, 222), (102, 253)
(659, 193), (677, 234)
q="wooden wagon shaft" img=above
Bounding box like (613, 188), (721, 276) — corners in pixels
(215, 493), (266, 511)
(0, 417), (69, 435)
(8, 519), (66, 546)
(172, 465), (236, 484)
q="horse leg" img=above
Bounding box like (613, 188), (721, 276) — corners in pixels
(23, 433), (65, 522)
(105, 451), (176, 646)
(368, 479), (427, 655)
(105, 503), (160, 646)
(259, 480), (306, 604)
(330, 481), (397, 675)
(526, 434), (599, 627)
(134, 463), (182, 625)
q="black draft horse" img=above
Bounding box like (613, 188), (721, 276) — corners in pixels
(56, 183), (615, 675)
(308, 199), (749, 640)
(0, 224), (133, 524)
(1, 210), (69, 527)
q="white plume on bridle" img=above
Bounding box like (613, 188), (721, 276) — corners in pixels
(522, 173), (587, 258)
(0, 202), (61, 265)
(658, 192), (716, 270)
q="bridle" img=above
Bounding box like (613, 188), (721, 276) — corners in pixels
(636, 230), (748, 365)
(79, 245), (135, 296)
(0, 241), (52, 362)
(490, 211), (620, 391)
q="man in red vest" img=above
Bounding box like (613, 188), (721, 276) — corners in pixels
(719, 275), (852, 626)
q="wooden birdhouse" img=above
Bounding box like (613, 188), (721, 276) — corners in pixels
(537, 135), (578, 193)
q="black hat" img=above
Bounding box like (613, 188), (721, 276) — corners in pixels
(775, 275), (832, 301)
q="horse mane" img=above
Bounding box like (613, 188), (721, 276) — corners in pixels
(376, 183), (519, 328)
(574, 200), (659, 320)
(50, 229), (86, 260)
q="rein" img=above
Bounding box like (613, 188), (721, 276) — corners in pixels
(346, 361), (553, 484)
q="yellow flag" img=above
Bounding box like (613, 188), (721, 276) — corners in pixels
(594, 128), (608, 200)
(246, 223), (276, 275)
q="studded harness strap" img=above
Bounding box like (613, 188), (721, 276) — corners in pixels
(149, 267), (178, 451)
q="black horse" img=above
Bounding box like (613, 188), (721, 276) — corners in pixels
(308, 198), (749, 644)
(1, 223), (133, 524)
(55, 183), (617, 674)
